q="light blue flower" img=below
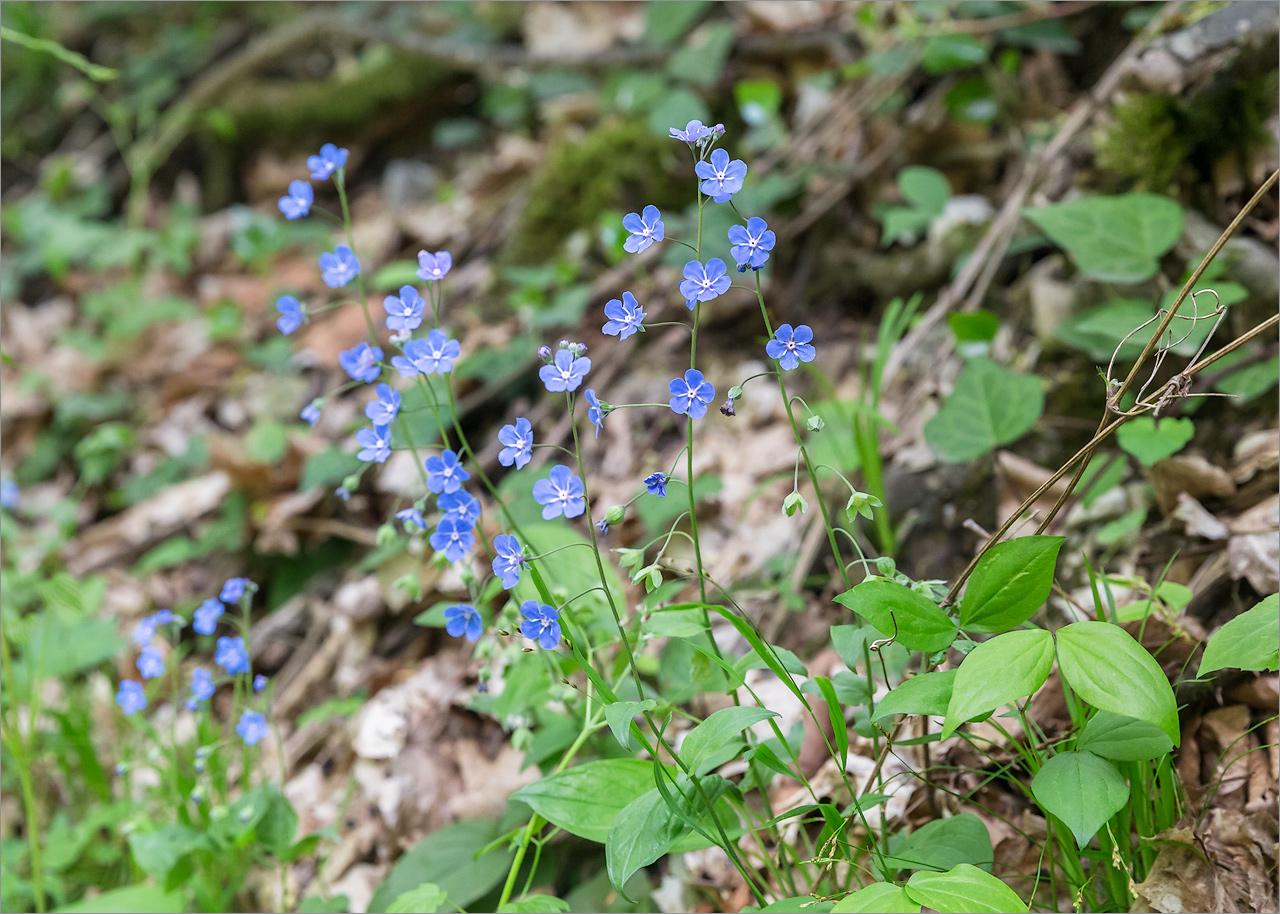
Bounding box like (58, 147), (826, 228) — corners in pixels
(356, 425), (392, 463)
(278, 181), (313, 219)
(520, 601), (561, 650)
(307, 143), (348, 180)
(695, 148), (747, 203)
(623, 206), (664, 253)
(497, 418), (534, 470)
(193, 598), (224, 636)
(669, 369), (715, 419)
(319, 244), (361, 288)
(430, 517), (475, 563)
(215, 636), (250, 676)
(728, 217), (775, 271)
(437, 490), (481, 530)
(339, 342), (383, 383)
(416, 250), (452, 281)
(766, 324), (816, 370)
(491, 535), (525, 590)
(116, 680), (147, 716)
(532, 465), (586, 520)
(190, 667), (215, 702)
(236, 710), (269, 746)
(424, 449), (470, 494)
(391, 329), (460, 377)
(602, 292), (645, 340)
(539, 349), (591, 393)
(383, 286), (425, 332)
(276, 295), (305, 335)
(443, 604), (482, 641)
(679, 259), (731, 309)
(136, 645), (165, 680)
(365, 383), (401, 426)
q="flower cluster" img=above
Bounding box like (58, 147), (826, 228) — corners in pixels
(115, 578), (269, 748)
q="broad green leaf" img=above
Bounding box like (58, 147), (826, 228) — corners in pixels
(1076, 711), (1173, 761)
(1055, 621), (1179, 745)
(943, 630), (1054, 739)
(388, 884), (446, 914)
(834, 581), (957, 653)
(606, 775), (732, 892)
(253, 783), (299, 854)
(905, 864), (1027, 913)
(12, 616), (126, 692)
(1054, 299), (1153, 361)
(367, 819), (514, 912)
(512, 759), (660, 843)
(922, 34), (989, 73)
(872, 670), (956, 722)
(1023, 194), (1184, 283)
(498, 895), (571, 913)
(666, 22), (735, 87)
(959, 536), (1064, 633)
(605, 699), (657, 752)
(832, 882), (920, 913)
(881, 813), (993, 872)
(924, 358), (1043, 463)
(1158, 280), (1248, 357)
(55, 883), (185, 913)
(1030, 751), (1129, 847)
(681, 706), (779, 775)
(1215, 352), (1279, 402)
(1116, 417), (1194, 466)
(948, 311), (999, 344)
(899, 166), (951, 214)
(646, 87), (711, 138)
(644, 0), (712, 43)
(128, 825), (213, 880)
(1198, 594), (1279, 675)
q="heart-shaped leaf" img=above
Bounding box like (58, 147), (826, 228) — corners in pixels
(1030, 750), (1130, 847)
(1023, 193), (1184, 283)
(924, 358), (1043, 464)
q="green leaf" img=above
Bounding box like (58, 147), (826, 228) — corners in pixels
(12, 616), (126, 692)
(881, 813), (993, 873)
(1030, 750), (1130, 847)
(959, 536), (1064, 633)
(371, 260), (422, 292)
(499, 896), (571, 913)
(644, 0), (712, 44)
(832, 882), (921, 913)
(128, 825), (213, 880)
(948, 311), (999, 344)
(922, 34), (989, 73)
(1215, 352), (1279, 402)
(1198, 594), (1279, 675)
(681, 706), (779, 776)
(904, 864), (1027, 913)
(367, 819), (514, 912)
(666, 22), (735, 87)
(606, 775), (732, 892)
(512, 759), (660, 844)
(1055, 621), (1179, 745)
(1076, 711), (1173, 761)
(872, 670), (956, 722)
(388, 883), (447, 914)
(834, 580), (957, 653)
(943, 630), (1054, 739)
(605, 699), (657, 751)
(748, 898), (834, 913)
(1022, 194), (1184, 283)
(299, 447), (363, 492)
(1054, 299), (1154, 361)
(54, 883), (185, 913)
(899, 166), (951, 214)
(1116, 417), (1194, 466)
(924, 358), (1043, 463)
(253, 783), (299, 854)
(244, 419), (287, 463)
(296, 897), (350, 914)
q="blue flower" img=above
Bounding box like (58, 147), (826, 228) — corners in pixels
(215, 636), (250, 676)
(137, 645), (165, 680)
(695, 148), (747, 203)
(190, 667), (215, 702)
(391, 329), (460, 377)
(497, 418), (534, 470)
(193, 598), (224, 635)
(728, 217), (776, 271)
(520, 601), (561, 650)
(669, 369), (716, 419)
(154, 609), (174, 624)
(340, 342), (383, 383)
(766, 323), (816, 370)
(584, 389), (604, 438)
(0, 480), (16, 509)
(424, 449), (470, 494)
(356, 425), (392, 463)
(532, 465), (586, 520)
(438, 490), (481, 529)
(383, 285), (425, 332)
(307, 143), (348, 180)
(443, 604), (482, 642)
(236, 710), (270, 746)
(644, 472), (669, 497)
(602, 292), (645, 340)
(491, 534), (525, 590)
(278, 180), (313, 219)
(220, 578), (252, 604)
(275, 295), (305, 335)
(319, 244), (361, 289)
(253, 674), (267, 693)
(396, 508), (427, 530)
(623, 206), (664, 253)
(366, 383), (401, 426)
(679, 259), (731, 309)
(416, 250), (452, 282)
(595, 518), (610, 535)
(301, 401), (322, 426)
(539, 349), (591, 393)
(116, 680), (147, 716)
(670, 120), (714, 144)
(430, 516), (475, 562)
(335, 486), (351, 502)
(133, 616), (159, 646)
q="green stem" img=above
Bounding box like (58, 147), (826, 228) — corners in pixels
(334, 169), (380, 344)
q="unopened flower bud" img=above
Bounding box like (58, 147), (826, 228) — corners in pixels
(875, 556), (897, 577)
(806, 415), (825, 431)
(720, 399), (736, 417)
(537, 345), (552, 362)
(568, 341), (587, 357)
(604, 504), (626, 526)
(376, 523), (397, 547)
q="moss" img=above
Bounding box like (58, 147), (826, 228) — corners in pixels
(507, 118), (686, 264)
(1095, 94), (1193, 191)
